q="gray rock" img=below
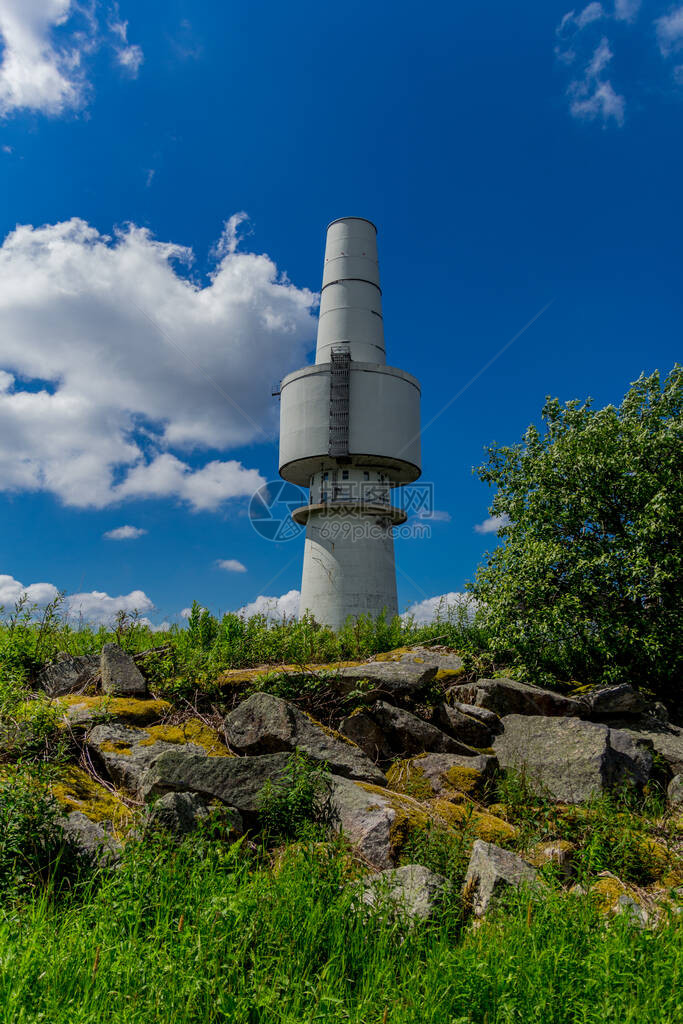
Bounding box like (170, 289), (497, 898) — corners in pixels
(431, 702), (493, 748)
(340, 701), (479, 760)
(603, 722), (683, 776)
(100, 643), (147, 697)
(667, 774), (683, 808)
(608, 729), (653, 789)
(582, 684), (647, 718)
(331, 660), (438, 701)
(87, 723), (213, 795)
(224, 692), (386, 785)
(359, 864), (451, 921)
(464, 840), (544, 916)
(493, 715), (650, 802)
(140, 750), (297, 816)
(144, 791), (244, 837)
(458, 678), (583, 718)
(38, 653), (99, 697)
(447, 697), (503, 732)
(60, 811), (122, 864)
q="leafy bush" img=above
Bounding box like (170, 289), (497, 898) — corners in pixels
(0, 766), (81, 896)
(257, 751), (336, 842)
(472, 366), (683, 701)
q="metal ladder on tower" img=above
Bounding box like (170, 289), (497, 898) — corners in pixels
(328, 348), (350, 457)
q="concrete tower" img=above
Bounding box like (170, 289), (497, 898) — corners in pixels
(278, 218), (421, 629)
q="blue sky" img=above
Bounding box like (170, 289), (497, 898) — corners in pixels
(0, 0), (681, 627)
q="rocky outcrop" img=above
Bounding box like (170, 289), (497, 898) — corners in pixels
(88, 719), (230, 796)
(100, 644), (147, 697)
(39, 653), (99, 697)
(590, 872), (650, 927)
(493, 715), (651, 802)
(358, 864), (451, 921)
(457, 678), (583, 718)
(386, 752), (497, 800)
(331, 660), (438, 701)
(340, 702), (479, 761)
(431, 702), (493, 748)
(224, 692), (386, 785)
(464, 840), (544, 916)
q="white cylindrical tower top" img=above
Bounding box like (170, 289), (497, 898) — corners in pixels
(315, 217), (386, 365)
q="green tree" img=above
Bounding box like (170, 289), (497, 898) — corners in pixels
(472, 366), (682, 702)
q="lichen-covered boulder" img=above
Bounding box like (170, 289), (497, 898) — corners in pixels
(330, 660), (438, 701)
(88, 719), (230, 795)
(140, 750), (295, 817)
(51, 766), (132, 829)
(386, 752), (497, 801)
(224, 692), (386, 785)
(60, 811), (122, 864)
(464, 840), (544, 916)
(590, 872), (650, 927)
(431, 702), (493, 748)
(429, 799), (518, 844)
(493, 715), (650, 802)
(38, 652), (99, 697)
(340, 701), (479, 760)
(373, 645), (464, 682)
(358, 864), (451, 921)
(57, 695), (171, 729)
(328, 778), (435, 869)
(527, 839), (576, 879)
(457, 678), (583, 718)
(100, 643), (147, 697)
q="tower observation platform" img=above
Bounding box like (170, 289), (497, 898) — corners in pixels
(278, 218), (421, 629)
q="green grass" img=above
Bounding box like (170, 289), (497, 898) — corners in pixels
(0, 837), (680, 1024)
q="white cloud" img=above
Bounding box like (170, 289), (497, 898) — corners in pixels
(0, 216), (316, 510)
(238, 589), (300, 621)
(402, 592), (477, 625)
(656, 6), (683, 56)
(65, 588), (154, 624)
(0, 1), (143, 117)
(0, 0), (90, 116)
(577, 3), (605, 29)
(108, 3), (143, 76)
(416, 509), (451, 523)
(474, 513), (510, 534)
(217, 558), (247, 573)
(0, 573), (59, 607)
(180, 606), (193, 619)
(0, 571), (157, 625)
(103, 524), (147, 540)
(566, 37), (625, 125)
(614, 0), (641, 22)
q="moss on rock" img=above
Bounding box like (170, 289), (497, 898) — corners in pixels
(138, 719), (231, 757)
(429, 797), (518, 845)
(51, 766), (131, 829)
(57, 696), (171, 728)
